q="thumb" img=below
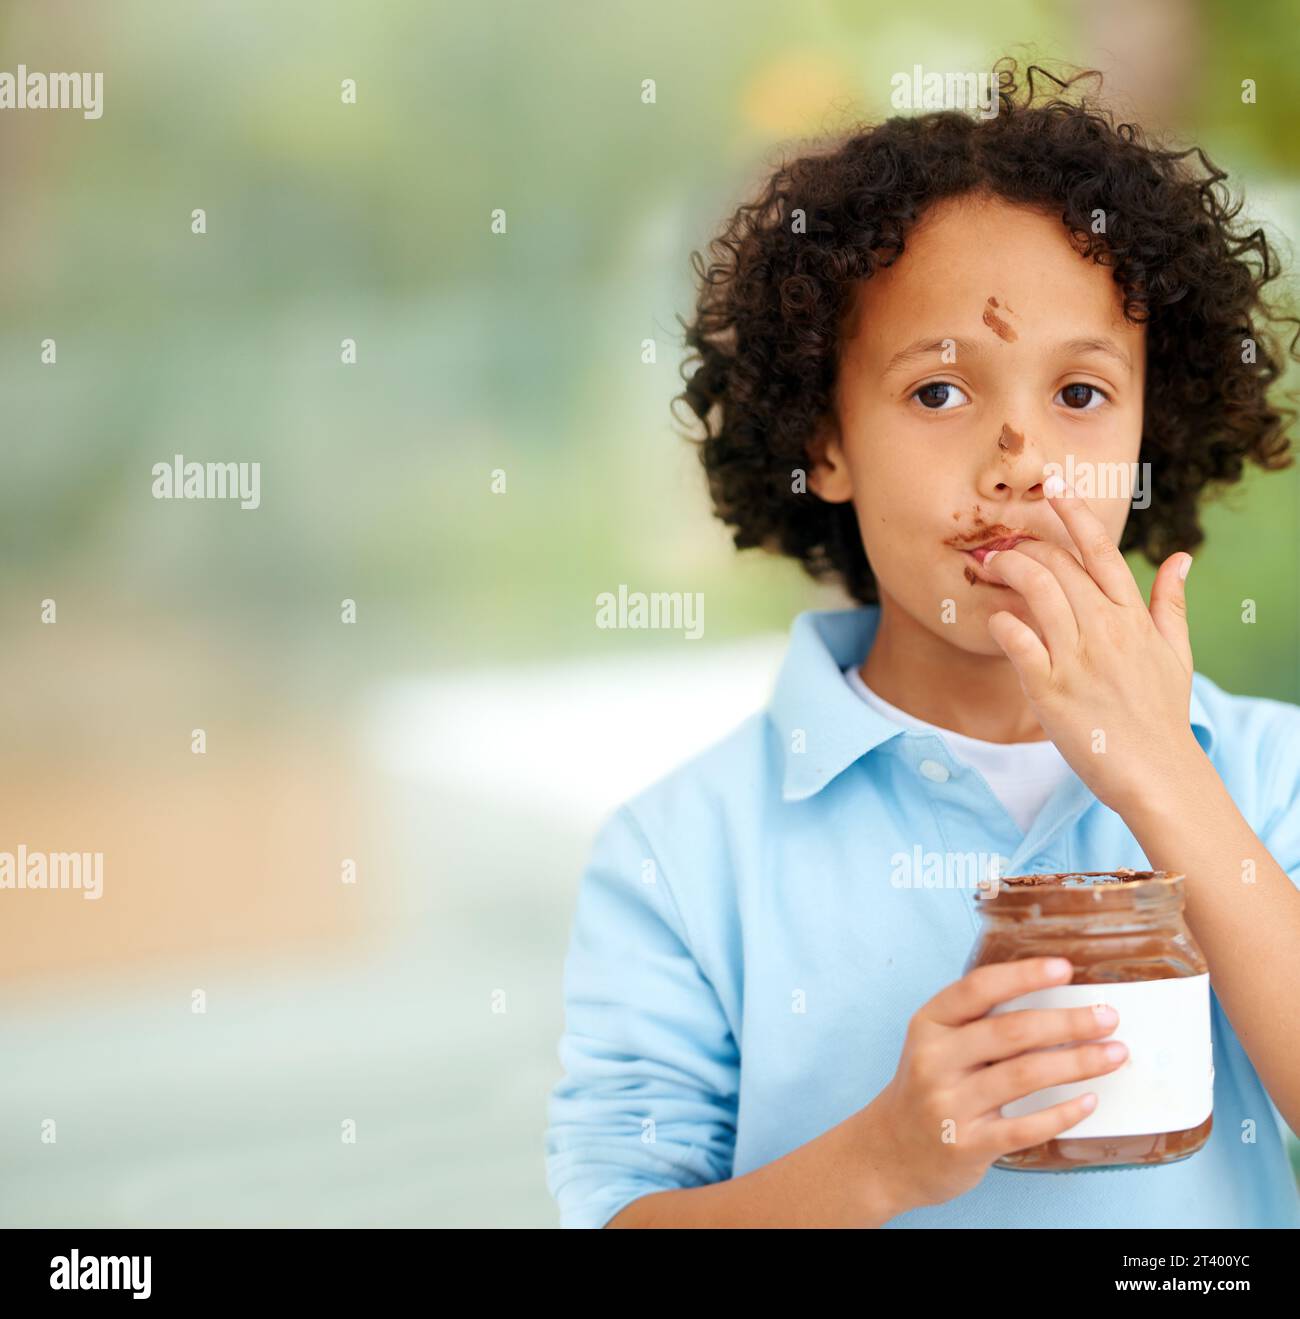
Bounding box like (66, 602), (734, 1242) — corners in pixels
(1149, 552), (1194, 673)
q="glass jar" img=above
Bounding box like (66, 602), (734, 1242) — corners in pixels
(966, 870), (1213, 1171)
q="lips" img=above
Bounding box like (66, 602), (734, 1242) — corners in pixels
(967, 534), (1036, 563)
(944, 529), (1040, 586)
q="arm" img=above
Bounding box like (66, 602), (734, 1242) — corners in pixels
(544, 804), (741, 1228)
(983, 476), (1300, 1133)
(1119, 734), (1300, 1133)
(545, 804), (911, 1228)
(608, 1101), (907, 1228)
(547, 809), (1123, 1228)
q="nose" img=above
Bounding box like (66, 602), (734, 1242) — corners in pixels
(977, 420), (1046, 502)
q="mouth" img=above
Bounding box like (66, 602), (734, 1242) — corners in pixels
(945, 528), (1039, 586)
(964, 533), (1037, 563)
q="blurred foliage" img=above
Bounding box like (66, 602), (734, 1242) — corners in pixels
(0, 0), (1295, 700)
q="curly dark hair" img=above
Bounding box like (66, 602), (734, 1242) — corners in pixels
(674, 60), (1299, 605)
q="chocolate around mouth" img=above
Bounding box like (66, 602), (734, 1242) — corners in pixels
(943, 523), (1034, 551)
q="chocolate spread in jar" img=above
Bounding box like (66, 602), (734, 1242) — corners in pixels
(967, 870), (1213, 1171)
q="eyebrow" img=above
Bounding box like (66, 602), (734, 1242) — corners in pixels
(883, 334), (1133, 374)
(884, 337), (984, 373)
(1061, 337), (1133, 371)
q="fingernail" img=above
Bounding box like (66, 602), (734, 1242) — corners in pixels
(1044, 474), (1065, 497)
(1104, 1041), (1129, 1062)
(1178, 554), (1193, 580)
(1046, 958), (1072, 979)
(1080, 1093), (1098, 1111)
(983, 550), (1000, 564)
(1092, 1004), (1117, 1023)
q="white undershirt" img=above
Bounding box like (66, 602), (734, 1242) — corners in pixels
(843, 665), (1074, 834)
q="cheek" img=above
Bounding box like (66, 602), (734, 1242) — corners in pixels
(850, 476), (933, 561)
(849, 431), (935, 520)
(1093, 401), (1144, 461)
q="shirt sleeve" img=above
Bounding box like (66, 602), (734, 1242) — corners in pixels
(544, 803), (740, 1228)
(1255, 699), (1300, 891)
(1244, 702), (1300, 1139)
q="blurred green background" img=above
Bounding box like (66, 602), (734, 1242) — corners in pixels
(1, 0), (1297, 1225)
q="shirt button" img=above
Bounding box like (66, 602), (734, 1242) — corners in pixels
(918, 759), (950, 784)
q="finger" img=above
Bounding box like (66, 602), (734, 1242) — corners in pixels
(982, 548), (1080, 657)
(1005, 536), (1110, 629)
(967, 1036), (1130, 1115)
(950, 1002), (1119, 1069)
(1043, 474), (1144, 607)
(1149, 551), (1194, 674)
(982, 1091), (1101, 1155)
(923, 956), (1074, 1030)
(987, 608), (1052, 698)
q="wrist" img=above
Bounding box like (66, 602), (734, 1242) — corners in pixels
(844, 1096), (917, 1226)
(1116, 731), (1218, 827)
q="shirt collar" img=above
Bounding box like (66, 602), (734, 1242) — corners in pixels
(1188, 678), (1217, 756)
(771, 605), (1217, 802)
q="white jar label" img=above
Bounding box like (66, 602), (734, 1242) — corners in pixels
(988, 973), (1213, 1139)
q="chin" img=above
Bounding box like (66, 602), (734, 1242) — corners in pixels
(960, 626), (1017, 657)
(934, 587), (1040, 655)
(965, 593), (1045, 651)
(939, 618), (1012, 656)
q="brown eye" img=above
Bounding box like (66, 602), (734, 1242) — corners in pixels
(912, 381), (968, 410)
(1057, 382), (1105, 410)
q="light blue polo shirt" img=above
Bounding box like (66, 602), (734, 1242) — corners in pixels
(545, 605), (1300, 1228)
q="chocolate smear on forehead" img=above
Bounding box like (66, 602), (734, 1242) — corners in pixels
(982, 295), (1017, 342)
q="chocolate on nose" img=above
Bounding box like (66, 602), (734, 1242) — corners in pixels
(997, 423), (1025, 455)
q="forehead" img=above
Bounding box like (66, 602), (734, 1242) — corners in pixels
(841, 192), (1144, 362)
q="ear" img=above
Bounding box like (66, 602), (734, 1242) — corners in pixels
(807, 412), (854, 503)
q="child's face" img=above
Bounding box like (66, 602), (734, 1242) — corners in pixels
(811, 191), (1147, 655)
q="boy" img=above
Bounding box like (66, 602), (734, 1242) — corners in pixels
(544, 63), (1300, 1227)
